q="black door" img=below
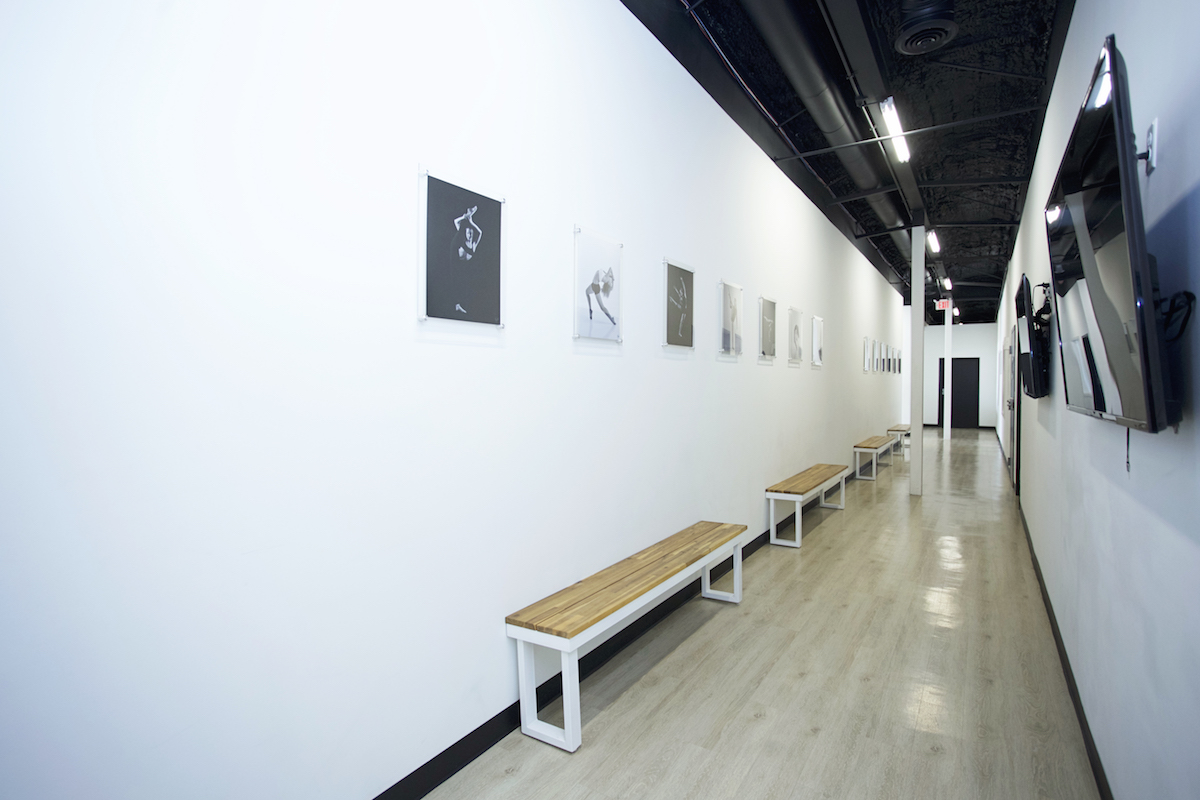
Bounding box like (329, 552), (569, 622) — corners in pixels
(937, 357), (981, 428)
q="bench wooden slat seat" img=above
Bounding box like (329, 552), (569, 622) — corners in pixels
(506, 520), (750, 752)
(764, 463), (850, 548)
(853, 435), (898, 480)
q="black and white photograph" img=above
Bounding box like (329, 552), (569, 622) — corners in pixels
(574, 228), (621, 342)
(665, 261), (694, 348)
(759, 298), (776, 358)
(864, 336), (871, 372)
(425, 175), (503, 324)
(789, 308), (803, 364)
(720, 281), (743, 355)
(874, 339), (880, 372)
(811, 316), (824, 366)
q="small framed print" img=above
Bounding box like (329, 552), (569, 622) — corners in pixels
(574, 227), (622, 342)
(720, 281), (744, 355)
(422, 174), (503, 325)
(864, 336), (871, 372)
(664, 260), (694, 348)
(811, 316), (824, 366)
(760, 297), (776, 359)
(789, 308), (804, 365)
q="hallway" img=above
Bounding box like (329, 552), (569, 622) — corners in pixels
(428, 429), (1099, 799)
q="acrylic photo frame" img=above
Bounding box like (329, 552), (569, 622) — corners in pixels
(811, 316), (824, 366)
(573, 227), (622, 343)
(789, 308), (804, 365)
(864, 336), (871, 372)
(419, 171), (504, 326)
(760, 297), (776, 359)
(720, 281), (744, 355)
(664, 260), (694, 348)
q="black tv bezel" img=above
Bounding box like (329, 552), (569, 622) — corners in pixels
(1045, 35), (1178, 433)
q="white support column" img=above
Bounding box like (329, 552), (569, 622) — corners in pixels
(910, 225), (925, 496)
(943, 296), (953, 440)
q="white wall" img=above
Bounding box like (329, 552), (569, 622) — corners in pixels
(922, 322), (999, 427)
(0, 3), (905, 799)
(998, 1), (1200, 797)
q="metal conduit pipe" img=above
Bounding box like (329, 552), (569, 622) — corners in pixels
(739, 0), (912, 260)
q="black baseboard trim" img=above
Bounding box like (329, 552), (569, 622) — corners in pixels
(374, 524), (778, 800)
(1018, 507), (1114, 800)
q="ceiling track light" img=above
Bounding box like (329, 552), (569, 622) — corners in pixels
(880, 96), (911, 163)
(925, 229), (941, 253)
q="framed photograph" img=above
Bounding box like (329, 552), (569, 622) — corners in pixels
(759, 297), (776, 358)
(789, 308), (804, 364)
(889, 345), (895, 372)
(898, 349), (902, 374)
(574, 227), (621, 342)
(664, 260), (694, 348)
(811, 316), (824, 366)
(863, 336), (871, 372)
(874, 339), (881, 372)
(720, 281), (744, 355)
(424, 174), (503, 325)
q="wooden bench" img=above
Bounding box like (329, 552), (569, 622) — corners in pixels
(764, 463), (850, 548)
(887, 423), (911, 452)
(853, 435), (897, 480)
(505, 520), (750, 752)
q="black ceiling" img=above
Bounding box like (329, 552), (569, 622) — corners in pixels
(622, 0), (1075, 324)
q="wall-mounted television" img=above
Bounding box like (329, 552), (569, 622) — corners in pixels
(1043, 35), (1180, 432)
(1015, 274), (1051, 399)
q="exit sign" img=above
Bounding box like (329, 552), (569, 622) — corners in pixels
(936, 299), (950, 311)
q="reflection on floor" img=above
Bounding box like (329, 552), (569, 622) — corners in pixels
(428, 428), (1099, 800)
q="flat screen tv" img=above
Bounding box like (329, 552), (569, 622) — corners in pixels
(1015, 274), (1051, 399)
(1043, 35), (1180, 432)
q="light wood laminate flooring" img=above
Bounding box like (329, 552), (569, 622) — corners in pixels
(429, 429), (1099, 800)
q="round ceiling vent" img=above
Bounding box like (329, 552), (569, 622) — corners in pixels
(895, 2), (958, 56)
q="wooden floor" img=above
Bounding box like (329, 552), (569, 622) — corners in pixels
(429, 429), (1099, 800)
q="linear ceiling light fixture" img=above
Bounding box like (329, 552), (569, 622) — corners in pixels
(880, 96), (911, 163)
(926, 229), (941, 253)
(943, 277), (953, 290)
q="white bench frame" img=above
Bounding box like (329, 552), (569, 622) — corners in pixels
(505, 528), (751, 752)
(853, 436), (897, 481)
(887, 427), (911, 453)
(765, 467), (849, 548)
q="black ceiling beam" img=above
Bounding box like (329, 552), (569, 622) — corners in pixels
(931, 60), (1045, 82)
(775, 105), (1042, 162)
(827, 184), (899, 205)
(919, 176), (1030, 188)
(932, 221), (1020, 227)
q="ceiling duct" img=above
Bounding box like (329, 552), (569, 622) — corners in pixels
(894, 0), (958, 55)
(739, 0), (912, 261)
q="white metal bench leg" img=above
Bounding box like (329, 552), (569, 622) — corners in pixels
(701, 544), (743, 603)
(820, 475), (846, 510)
(768, 497), (800, 548)
(871, 452), (878, 480)
(515, 640), (582, 752)
(560, 649), (582, 752)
